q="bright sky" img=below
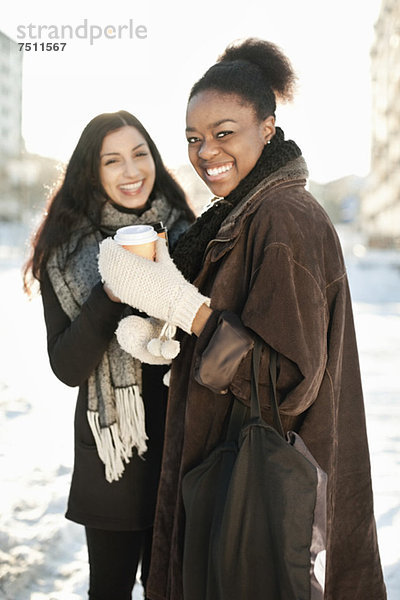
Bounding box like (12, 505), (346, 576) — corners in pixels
(2, 0), (382, 183)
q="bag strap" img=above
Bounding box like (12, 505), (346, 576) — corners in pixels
(250, 337), (262, 420)
(251, 339), (285, 438)
(227, 339), (285, 441)
(267, 346), (285, 438)
(226, 397), (248, 441)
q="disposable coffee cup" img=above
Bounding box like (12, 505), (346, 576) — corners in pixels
(114, 225), (158, 261)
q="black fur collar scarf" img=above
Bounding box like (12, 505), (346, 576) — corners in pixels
(172, 127), (302, 282)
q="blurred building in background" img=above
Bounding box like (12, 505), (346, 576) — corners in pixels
(361, 0), (400, 248)
(0, 30), (23, 220)
(0, 31), (22, 156)
(0, 30), (59, 224)
(310, 175), (366, 226)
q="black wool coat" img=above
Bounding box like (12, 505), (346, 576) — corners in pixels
(41, 274), (169, 530)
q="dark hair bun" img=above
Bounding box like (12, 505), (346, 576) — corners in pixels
(218, 37), (297, 102)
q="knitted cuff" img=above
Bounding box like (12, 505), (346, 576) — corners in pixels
(171, 285), (211, 334)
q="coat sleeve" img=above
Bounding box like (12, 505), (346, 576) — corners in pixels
(240, 242), (328, 415)
(193, 310), (254, 394)
(194, 241), (328, 416)
(41, 272), (126, 387)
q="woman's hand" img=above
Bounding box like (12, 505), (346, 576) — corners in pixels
(98, 238), (210, 334)
(116, 316), (174, 364)
(191, 303), (213, 336)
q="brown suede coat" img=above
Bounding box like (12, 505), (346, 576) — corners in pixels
(147, 157), (386, 600)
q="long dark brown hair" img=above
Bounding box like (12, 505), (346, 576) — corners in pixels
(23, 110), (194, 295)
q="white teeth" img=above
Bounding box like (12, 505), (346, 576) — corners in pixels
(206, 164), (233, 176)
(120, 181), (142, 191)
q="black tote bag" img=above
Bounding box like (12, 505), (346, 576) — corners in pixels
(182, 340), (327, 600)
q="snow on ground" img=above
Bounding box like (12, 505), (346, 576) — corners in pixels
(0, 225), (399, 599)
(346, 253), (400, 599)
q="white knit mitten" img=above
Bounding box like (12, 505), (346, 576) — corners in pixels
(99, 238), (210, 334)
(116, 316), (180, 364)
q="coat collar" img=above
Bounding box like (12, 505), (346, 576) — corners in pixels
(203, 156), (309, 264)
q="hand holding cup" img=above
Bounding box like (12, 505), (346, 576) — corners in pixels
(98, 236), (210, 333)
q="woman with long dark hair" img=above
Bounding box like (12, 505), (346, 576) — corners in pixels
(23, 110), (195, 600)
(99, 42), (386, 600)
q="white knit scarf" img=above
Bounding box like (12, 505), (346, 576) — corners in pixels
(47, 198), (182, 482)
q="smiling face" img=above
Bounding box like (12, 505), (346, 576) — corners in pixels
(186, 90), (276, 197)
(99, 125), (156, 210)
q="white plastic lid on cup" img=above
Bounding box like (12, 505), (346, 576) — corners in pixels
(114, 225), (158, 246)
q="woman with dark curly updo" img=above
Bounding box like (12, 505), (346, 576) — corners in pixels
(99, 41), (386, 600)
